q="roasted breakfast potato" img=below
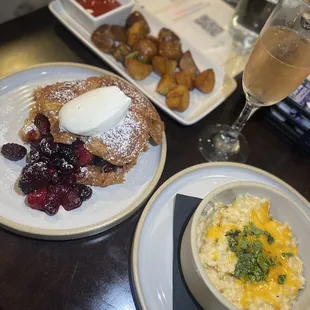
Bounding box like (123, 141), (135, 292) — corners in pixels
(175, 69), (195, 89)
(91, 24), (115, 54)
(113, 42), (131, 63)
(159, 40), (182, 60)
(127, 22), (149, 47)
(165, 59), (178, 76)
(126, 11), (150, 33)
(166, 85), (189, 112)
(92, 11), (215, 104)
(152, 56), (166, 76)
(147, 35), (160, 48)
(156, 75), (177, 96)
(158, 28), (180, 42)
(132, 39), (158, 63)
(126, 57), (153, 80)
(110, 25), (127, 42)
(179, 51), (199, 76)
(195, 69), (216, 94)
(152, 56), (177, 76)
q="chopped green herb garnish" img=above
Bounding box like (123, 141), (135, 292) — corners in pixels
(226, 230), (241, 237)
(247, 222), (275, 244)
(125, 51), (139, 59)
(225, 223), (279, 283)
(249, 222), (264, 236)
(233, 239), (277, 282)
(281, 252), (294, 258)
(278, 274), (286, 284)
(264, 232), (275, 244)
(138, 57), (148, 63)
(225, 229), (241, 253)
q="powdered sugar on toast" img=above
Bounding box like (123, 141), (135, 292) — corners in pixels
(19, 76), (164, 186)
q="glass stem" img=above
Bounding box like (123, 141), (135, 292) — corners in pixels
(227, 101), (259, 141)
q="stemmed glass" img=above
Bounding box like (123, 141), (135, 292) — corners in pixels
(199, 0), (310, 163)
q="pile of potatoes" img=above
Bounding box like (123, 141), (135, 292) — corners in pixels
(91, 11), (215, 112)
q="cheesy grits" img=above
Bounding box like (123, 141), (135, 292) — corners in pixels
(197, 195), (305, 310)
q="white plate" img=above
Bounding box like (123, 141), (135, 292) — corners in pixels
(0, 62), (166, 240)
(132, 163), (310, 310)
(49, 0), (237, 126)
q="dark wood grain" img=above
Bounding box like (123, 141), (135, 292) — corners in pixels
(0, 7), (309, 310)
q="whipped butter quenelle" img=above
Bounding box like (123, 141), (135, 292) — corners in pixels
(58, 86), (131, 136)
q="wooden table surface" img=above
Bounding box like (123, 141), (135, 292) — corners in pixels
(0, 7), (309, 310)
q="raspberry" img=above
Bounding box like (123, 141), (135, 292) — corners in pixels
(62, 189), (82, 211)
(46, 184), (68, 204)
(1, 143), (27, 161)
(75, 143), (94, 166)
(34, 114), (50, 136)
(43, 185), (69, 216)
(26, 187), (47, 211)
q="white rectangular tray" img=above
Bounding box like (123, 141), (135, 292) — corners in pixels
(49, 0), (237, 125)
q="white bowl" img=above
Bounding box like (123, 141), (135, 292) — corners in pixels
(61, 0), (134, 33)
(180, 181), (310, 310)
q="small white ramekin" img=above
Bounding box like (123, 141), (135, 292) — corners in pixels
(61, 0), (134, 33)
(180, 181), (310, 310)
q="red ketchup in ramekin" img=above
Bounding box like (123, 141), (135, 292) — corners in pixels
(75, 0), (121, 17)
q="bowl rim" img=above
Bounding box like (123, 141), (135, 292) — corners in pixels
(67, 0), (135, 21)
(190, 181), (310, 310)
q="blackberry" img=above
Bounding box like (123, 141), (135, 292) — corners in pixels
(27, 150), (49, 165)
(62, 174), (77, 187)
(57, 144), (77, 165)
(52, 158), (74, 174)
(1, 143), (27, 161)
(39, 137), (58, 157)
(43, 204), (59, 216)
(19, 162), (50, 194)
(102, 163), (116, 173)
(94, 156), (108, 166)
(50, 170), (62, 185)
(76, 184), (92, 201)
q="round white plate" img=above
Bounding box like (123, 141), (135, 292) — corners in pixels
(132, 163), (310, 310)
(0, 63), (166, 240)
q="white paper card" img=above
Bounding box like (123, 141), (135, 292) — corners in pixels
(136, 0), (249, 77)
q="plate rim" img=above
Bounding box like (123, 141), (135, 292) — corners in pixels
(0, 62), (167, 240)
(48, 0), (237, 126)
(131, 162), (310, 310)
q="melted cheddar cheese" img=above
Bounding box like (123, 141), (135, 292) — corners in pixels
(240, 202), (301, 308)
(206, 224), (238, 241)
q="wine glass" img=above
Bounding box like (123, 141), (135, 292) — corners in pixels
(199, 0), (310, 163)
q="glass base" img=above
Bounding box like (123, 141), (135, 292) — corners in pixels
(198, 124), (249, 163)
